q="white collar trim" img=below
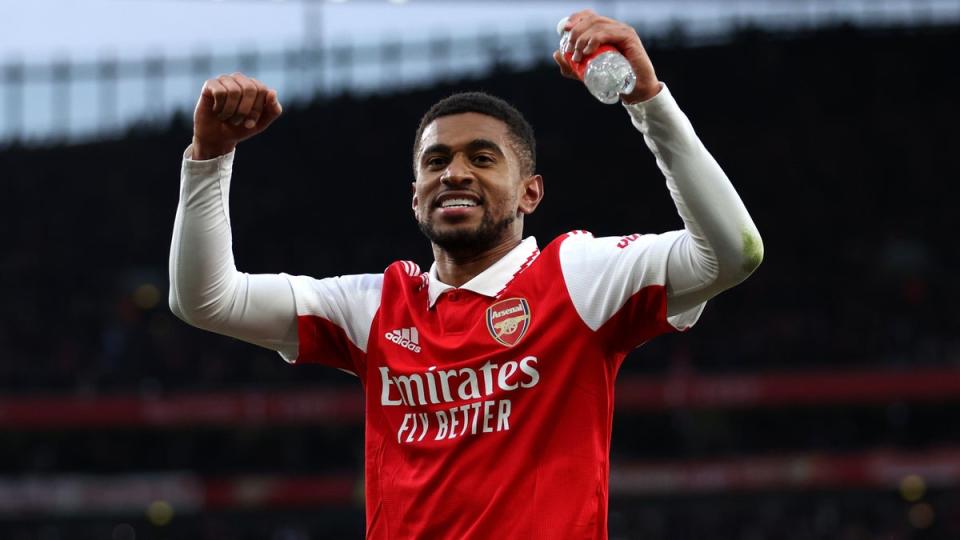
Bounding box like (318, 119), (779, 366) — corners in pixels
(427, 237), (539, 308)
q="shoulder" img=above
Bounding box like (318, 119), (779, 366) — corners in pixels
(383, 260), (430, 291)
(551, 229), (676, 262)
(284, 272), (384, 298)
(386, 260), (424, 278)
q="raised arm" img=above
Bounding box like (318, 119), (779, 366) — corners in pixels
(623, 83), (762, 314)
(170, 75), (384, 372)
(168, 73), (297, 356)
(556, 11), (763, 318)
(169, 147), (301, 358)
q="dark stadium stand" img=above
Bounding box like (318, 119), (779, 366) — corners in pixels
(1, 22), (958, 539)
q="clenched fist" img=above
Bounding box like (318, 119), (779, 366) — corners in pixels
(192, 72), (283, 160)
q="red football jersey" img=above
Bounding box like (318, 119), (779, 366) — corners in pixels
(283, 232), (703, 539)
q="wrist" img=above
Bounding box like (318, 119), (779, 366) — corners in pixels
(191, 136), (236, 161)
(621, 80), (662, 105)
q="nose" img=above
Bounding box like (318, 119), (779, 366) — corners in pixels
(440, 153), (473, 186)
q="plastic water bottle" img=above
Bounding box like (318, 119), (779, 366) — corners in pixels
(557, 17), (637, 104)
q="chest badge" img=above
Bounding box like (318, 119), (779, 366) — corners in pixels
(485, 297), (531, 347)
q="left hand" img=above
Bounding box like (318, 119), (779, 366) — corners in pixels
(552, 9), (661, 104)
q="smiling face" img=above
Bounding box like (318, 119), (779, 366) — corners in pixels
(412, 112), (543, 255)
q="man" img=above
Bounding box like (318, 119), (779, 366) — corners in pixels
(169, 10), (762, 539)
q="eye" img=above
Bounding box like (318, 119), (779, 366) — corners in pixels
(473, 154), (495, 165)
(425, 156), (447, 168)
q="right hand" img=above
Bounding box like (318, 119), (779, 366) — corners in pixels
(192, 73), (283, 160)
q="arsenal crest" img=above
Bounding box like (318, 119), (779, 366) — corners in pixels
(485, 298), (531, 347)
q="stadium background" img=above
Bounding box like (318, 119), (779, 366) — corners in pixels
(1, 0), (959, 538)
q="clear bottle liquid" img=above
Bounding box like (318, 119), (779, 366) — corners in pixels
(557, 17), (637, 104)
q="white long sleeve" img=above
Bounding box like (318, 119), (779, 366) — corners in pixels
(558, 83), (762, 337)
(624, 83), (763, 314)
(168, 148), (300, 359)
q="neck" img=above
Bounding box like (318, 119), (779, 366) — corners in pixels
(432, 234), (523, 288)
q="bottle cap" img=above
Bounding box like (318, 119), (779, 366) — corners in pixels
(556, 16), (570, 36)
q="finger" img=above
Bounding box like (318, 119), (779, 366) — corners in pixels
(580, 27), (614, 58)
(572, 31), (592, 63)
(243, 79), (268, 129)
(256, 89), (283, 130)
(566, 8), (596, 30)
(552, 51), (577, 80)
(230, 73), (259, 125)
(575, 28), (613, 62)
(572, 23), (611, 63)
(268, 89), (282, 115)
(565, 10), (597, 56)
(217, 75), (243, 121)
(203, 78), (228, 115)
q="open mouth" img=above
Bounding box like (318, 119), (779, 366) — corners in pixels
(434, 192), (482, 210)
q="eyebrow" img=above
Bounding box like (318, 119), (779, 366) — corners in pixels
(420, 138), (506, 162)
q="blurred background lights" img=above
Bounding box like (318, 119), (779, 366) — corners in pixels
(132, 283), (161, 310)
(908, 502), (935, 529)
(900, 474), (927, 502)
(146, 500), (174, 526)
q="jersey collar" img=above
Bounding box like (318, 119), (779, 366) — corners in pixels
(427, 236), (539, 308)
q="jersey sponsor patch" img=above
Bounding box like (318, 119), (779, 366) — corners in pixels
(485, 298), (531, 347)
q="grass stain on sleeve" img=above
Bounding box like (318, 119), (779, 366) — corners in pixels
(742, 229), (764, 273)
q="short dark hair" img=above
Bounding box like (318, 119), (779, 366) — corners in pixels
(413, 91), (536, 176)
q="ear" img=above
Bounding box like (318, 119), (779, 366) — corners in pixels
(517, 174), (544, 216)
(411, 181), (420, 220)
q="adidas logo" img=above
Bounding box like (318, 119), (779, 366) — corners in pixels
(385, 327), (421, 354)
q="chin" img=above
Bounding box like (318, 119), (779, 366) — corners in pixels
(417, 214), (515, 254)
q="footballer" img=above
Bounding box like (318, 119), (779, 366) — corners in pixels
(169, 10), (763, 539)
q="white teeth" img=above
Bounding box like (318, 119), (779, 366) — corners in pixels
(440, 198), (478, 208)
